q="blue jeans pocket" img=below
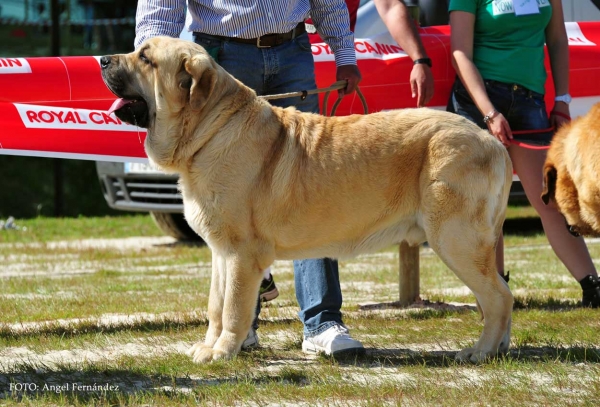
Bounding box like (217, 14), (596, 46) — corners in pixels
(294, 33), (313, 53)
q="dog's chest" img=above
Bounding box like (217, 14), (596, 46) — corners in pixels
(179, 183), (220, 239)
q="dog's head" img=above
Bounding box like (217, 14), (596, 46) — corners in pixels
(101, 37), (228, 168)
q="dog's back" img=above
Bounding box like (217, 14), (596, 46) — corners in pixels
(252, 107), (513, 260)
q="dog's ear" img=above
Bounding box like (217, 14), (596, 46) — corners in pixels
(184, 54), (217, 111)
(541, 164), (557, 205)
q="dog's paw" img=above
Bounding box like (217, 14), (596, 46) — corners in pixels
(456, 346), (507, 363)
(187, 342), (236, 363)
(187, 342), (216, 364)
(455, 347), (491, 364)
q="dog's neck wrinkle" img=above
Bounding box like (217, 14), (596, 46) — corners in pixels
(175, 83), (257, 170)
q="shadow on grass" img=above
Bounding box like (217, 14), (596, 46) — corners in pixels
(503, 216), (544, 236)
(359, 297), (588, 316)
(0, 318), (208, 341)
(512, 296), (583, 311)
(329, 345), (600, 367)
(0, 315), (299, 342)
(0, 344), (598, 403)
(0, 365), (312, 403)
(154, 239), (206, 249)
(359, 299), (477, 316)
(0, 368), (233, 403)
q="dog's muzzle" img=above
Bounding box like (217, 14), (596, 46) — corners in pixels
(100, 55), (150, 128)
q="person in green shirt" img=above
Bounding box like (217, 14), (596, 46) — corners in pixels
(447, 0), (599, 308)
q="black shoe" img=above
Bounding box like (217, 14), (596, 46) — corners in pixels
(259, 274), (279, 302)
(580, 275), (600, 308)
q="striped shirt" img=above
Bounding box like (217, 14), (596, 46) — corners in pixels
(135, 0), (357, 67)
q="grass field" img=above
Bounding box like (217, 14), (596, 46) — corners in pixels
(0, 208), (599, 406)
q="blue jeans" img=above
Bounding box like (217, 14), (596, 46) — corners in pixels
(194, 32), (344, 337)
(447, 78), (553, 145)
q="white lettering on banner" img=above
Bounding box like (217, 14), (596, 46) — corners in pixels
(566, 22), (596, 46)
(14, 103), (146, 132)
(312, 34), (408, 63)
(0, 58), (32, 74)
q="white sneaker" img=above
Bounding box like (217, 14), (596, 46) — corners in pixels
(241, 328), (259, 350)
(302, 324), (364, 356)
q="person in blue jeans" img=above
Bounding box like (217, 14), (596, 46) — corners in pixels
(135, 0), (364, 355)
(447, 0), (599, 307)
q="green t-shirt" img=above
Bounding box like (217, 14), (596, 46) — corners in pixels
(448, 0), (552, 94)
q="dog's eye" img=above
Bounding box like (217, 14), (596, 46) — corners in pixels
(139, 51), (151, 65)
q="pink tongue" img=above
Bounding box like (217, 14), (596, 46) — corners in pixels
(107, 98), (134, 115)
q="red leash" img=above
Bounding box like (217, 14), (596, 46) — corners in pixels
(509, 128), (553, 150)
(506, 111), (571, 150)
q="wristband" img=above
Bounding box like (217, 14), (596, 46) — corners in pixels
(483, 109), (498, 124)
(413, 58), (432, 68)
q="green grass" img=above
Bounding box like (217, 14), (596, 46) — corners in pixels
(0, 209), (599, 406)
(0, 215), (162, 243)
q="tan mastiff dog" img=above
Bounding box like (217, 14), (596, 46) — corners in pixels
(542, 102), (600, 237)
(101, 37), (513, 364)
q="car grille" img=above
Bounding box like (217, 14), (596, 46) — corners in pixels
(101, 175), (184, 211)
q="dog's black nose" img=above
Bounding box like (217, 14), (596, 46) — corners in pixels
(100, 56), (111, 69)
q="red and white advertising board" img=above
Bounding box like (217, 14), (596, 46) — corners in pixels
(1, 22), (599, 163)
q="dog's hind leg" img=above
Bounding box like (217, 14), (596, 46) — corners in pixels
(428, 219), (512, 363)
(425, 189), (512, 363)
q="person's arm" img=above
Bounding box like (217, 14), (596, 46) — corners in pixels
(135, 0), (187, 49)
(374, 0), (434, 107)
(310, 0), (361, 97)
(450, 10), (512, 145)
(546, 0), (570, 128)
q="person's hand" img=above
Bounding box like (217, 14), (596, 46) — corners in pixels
(336, 64), (362, 98)
(550, 102), (571, 129)
(410, 64), (434, 107)
(487, 112), (512, 147)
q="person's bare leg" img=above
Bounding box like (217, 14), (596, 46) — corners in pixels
(508, 146), (597, 281)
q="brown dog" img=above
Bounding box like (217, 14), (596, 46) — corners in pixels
(542, 103), (600, 236)
(101, 37), (513, 364)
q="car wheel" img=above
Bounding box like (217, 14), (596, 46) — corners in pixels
(150, 212), (204, 242)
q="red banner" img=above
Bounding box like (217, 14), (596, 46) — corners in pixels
(1, 22), (599, 162)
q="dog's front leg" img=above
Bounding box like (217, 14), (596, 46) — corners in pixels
(189, 252), (262, 363)
(188, 251), (226, 363)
